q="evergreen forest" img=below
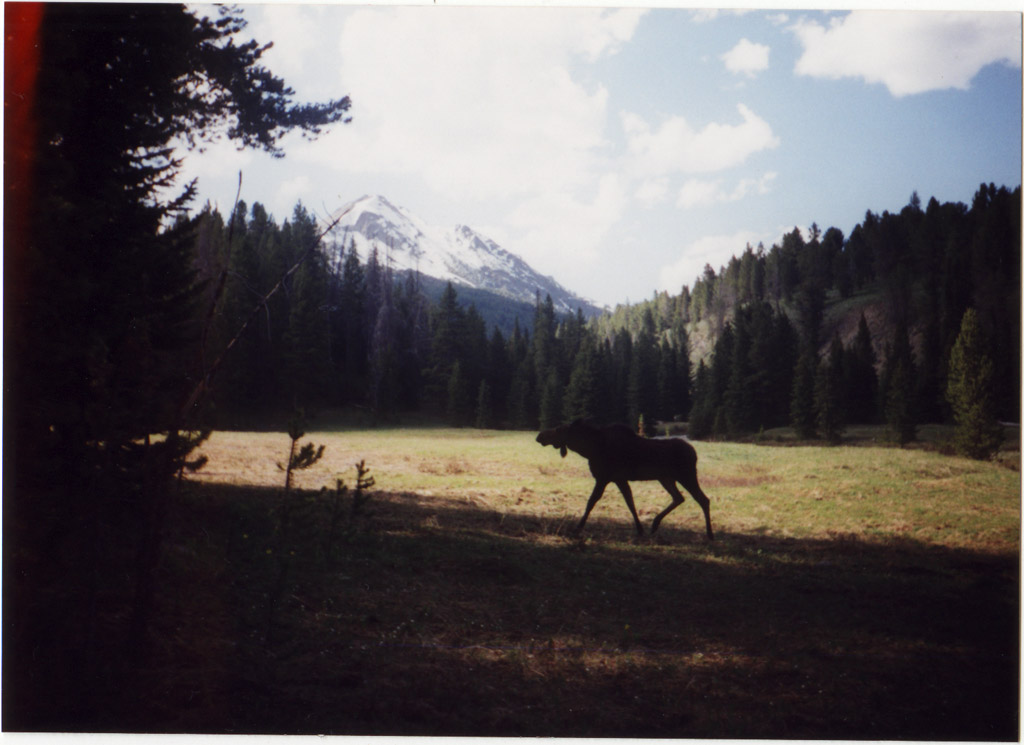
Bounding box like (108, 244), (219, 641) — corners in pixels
(196, 185), (1020, 446)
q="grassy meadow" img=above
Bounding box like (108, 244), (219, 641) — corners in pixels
(62, 427), (1022, 737)
(193, 426), (1019, 549)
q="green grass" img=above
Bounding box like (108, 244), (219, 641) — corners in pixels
(13, 428), (1020, 737)
(192, 427), (1019, 551)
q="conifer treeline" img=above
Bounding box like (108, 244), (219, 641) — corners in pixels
(198, 197), (692, 429)
(591, 184), (1019, 437)
(197, 184), (1019, 437)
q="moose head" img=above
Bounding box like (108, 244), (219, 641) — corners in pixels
(536, 420), (598, 459)
(535, 423), (570, 458)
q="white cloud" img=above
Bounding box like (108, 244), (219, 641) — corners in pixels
(574, 7), (646, 62)
(247, 6), (322, 81)
(791, 11), (1021, 97)
(244, 5), (350, 103)
(677, 172), (777, 209)
(736, 172), (777, 199)
(721, 38), (771, 77)
(689, 9), (721, 24)
(690, 9), (752, 24)
(622, 104), (780, 177)
(635, 177), (670, 207)
(504, 173), (629, 283)
(276, 175), (313, 212)
(169, 136), (253, 206)
(305, 6), (645, 203)
(658, 230), (763, 292)
(677, 178), (725, 209)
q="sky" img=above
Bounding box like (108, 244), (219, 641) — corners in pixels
(179, 3), (1022, 308)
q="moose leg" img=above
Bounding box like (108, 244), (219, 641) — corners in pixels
(614, 480), (644, 535)
(651, 479), (685, 534)
(680, 474), (714, 540)
(576, 480), (608, 534)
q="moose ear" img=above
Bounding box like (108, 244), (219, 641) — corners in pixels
(560, 446), (567, 458)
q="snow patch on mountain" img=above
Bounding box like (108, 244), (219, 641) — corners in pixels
(328, 195), (599, 315)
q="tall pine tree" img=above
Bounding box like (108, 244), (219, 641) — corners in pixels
(946, 308), (1002, 459)
(880, 323), (918, 445)
(844, 313), (878, 424)
(563, 334), (602, 422)
(815, 335), (846, 443)
(790, 350), (818, 439)
(7, 3), (351, 723)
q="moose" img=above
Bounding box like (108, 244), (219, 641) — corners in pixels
(536, 419), (714, 539)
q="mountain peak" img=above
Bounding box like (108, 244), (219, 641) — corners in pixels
(329, 196), (599, 315)
(348, 194), (404, 217)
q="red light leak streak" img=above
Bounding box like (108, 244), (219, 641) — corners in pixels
(5, 2), (44, 297)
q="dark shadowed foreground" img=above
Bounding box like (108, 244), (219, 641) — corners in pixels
(8, 481), (1018, 739)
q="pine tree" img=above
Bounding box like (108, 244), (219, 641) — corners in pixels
(674, 326), (694, 419)
(337, 243), (368, 403)
(946, 308), (1002, 459)
(8, 2), (352, 707)
(532, 293), (558, 394)
(794, 229), (827, 351)
(916, 307), (945, 423)
(610, 328), (633, 424)
(814, 335), (846, 443)
(424, 282), (464, 413)
(688, 360), (714, 439)
(766, 312), (799, 427)
(967, 184), (1021, 422)
(706, 323), (735, 434)
(628, 323), (659, 428)
(563, 335), (601, 422)
(484, 327), (512, 426)
(724, 310), (757, 435)
(790, 350), (818, 439)
(393, 270), (430, 410)
(844, 313), (878, 424)
(656, 343), (681, 422)
(475, 380), (494, 429)
(368, 264), (400, 416)
(884, 359), (916, 446)
(203, 205), (253, 417)
(283, 205), (331, 407)
(741, 303), (775, 429)
(461, 305), (490, 400)
(538, 367), (564, 430)
(446, 360), (472, 426)
(881, 323), (918, 445)
(507, 358), (536, 429)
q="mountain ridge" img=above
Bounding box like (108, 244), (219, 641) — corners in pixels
(328, 195), (601, 317)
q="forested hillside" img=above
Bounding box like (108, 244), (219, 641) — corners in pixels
(197, 185), (1019, 443)
(593, 186), (1020, 441)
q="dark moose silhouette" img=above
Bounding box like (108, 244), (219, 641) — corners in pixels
(537, 420), (714, 539)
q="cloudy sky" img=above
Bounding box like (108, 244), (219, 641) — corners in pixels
(180, 3), (1022, 308)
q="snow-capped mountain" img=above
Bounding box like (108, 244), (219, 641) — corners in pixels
(328, 195), (599, 316)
